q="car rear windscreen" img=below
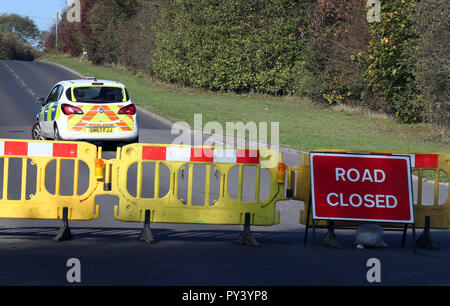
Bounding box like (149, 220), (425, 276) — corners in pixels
(66, 86), (129, 103)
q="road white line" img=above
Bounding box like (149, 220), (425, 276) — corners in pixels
(2, 62), (37, 98)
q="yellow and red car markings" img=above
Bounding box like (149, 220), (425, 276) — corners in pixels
(71, 105), (100, 132)
(66, 105), (135, 132)
(102, 105), (133, 132)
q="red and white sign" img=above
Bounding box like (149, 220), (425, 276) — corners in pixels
(310, 152), (414, 223)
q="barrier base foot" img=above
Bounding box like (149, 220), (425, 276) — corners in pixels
(54, 208), (73, 242)
(319, 221), (342, 249)
(54, 222), (73, 242)
(137, 224), (155, 244)
(234, 213), (260, 247)
(137, 210), (155, 244)
(234, 226), (260, 247)
(417, 216), (439, 250)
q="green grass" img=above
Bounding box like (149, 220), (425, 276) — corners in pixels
(40, 55), (450, 156)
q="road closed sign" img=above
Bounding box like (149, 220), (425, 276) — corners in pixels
(310, 152), (414, 224)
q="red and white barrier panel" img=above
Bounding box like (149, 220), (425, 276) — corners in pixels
(142, 146), (260, 164)
(383, 153), (438, 168)
(0, 141), (78, 158)
(339, 152), (439, 168)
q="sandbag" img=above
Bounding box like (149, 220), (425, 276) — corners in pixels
(354, 224), (388, 248)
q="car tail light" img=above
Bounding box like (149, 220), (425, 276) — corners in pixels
(62, 104), (84, 115)
(118, 104), (136, 115)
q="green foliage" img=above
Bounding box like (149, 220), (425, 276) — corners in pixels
(0, 31), (38, 61)
(114, 0), (161, 72)
(153, 0), (308, 94)
(41, 54), (450, 156)
(297, 0), (371, 105)
(365, 0), (424, 123)
(0, 13), (41, 46)
(47, 0), (448, 131)
(411, 0), (449, 129)
(86, 0), (139, 64)
(0, 13), (40, 60)
(323, 92), (344, 105)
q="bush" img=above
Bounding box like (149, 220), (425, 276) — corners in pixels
(114, 0), (161, 73)
(0, 31), (37, 60)
(58, 11), (83, 57)
(85, 0), (138, 65)
(43, 26), (56, 53)
(153, 0), (309, 94)
(411, 0), (449, 128)
(44, 0), (98, 55)
(0, 13), (40, 46)
(297, 0), (371, 105)
(46, 0), (448, 132)
(364, 0), (424, 123)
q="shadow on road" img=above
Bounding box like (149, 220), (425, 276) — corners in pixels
(0, 226), (304, 244)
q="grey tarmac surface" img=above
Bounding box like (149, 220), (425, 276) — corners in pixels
(0, 60), (448, 286)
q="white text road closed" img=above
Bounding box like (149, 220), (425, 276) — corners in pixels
(310, 153), (414, 223)
(326, 193), (398, 208)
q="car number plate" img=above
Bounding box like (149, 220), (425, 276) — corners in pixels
(89, 127), (114, 133)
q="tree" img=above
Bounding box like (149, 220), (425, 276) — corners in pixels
(0, 14), (40, 46)
(83, 0), (138, 64)
(59, 10), (83, 56)
(364, 0), (424, 123)
(0, 31), (37, 60)
(297, 0), (371, 105)
(411, 0), (449, 131)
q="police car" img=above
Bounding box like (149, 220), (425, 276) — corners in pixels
(32, 78), (139, 144)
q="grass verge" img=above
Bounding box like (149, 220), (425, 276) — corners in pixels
(39, 54), (449, 182)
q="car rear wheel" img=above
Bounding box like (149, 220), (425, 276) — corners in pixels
(32, 122), (46, 140)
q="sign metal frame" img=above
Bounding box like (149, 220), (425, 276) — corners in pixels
(305, 152), (417, 251)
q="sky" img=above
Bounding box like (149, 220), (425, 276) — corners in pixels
(0, 0), (68, 31)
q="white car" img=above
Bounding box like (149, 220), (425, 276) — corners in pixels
(32, 78), (139, 144)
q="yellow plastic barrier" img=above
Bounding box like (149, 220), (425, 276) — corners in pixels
(292, 150), (450, 229)
(0, 139), (102, 220)
(109, 143), (289, 226)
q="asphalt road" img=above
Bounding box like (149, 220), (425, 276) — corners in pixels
(0, 59), (448, 287)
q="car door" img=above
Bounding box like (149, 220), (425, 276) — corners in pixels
(41, 85), (63, 137)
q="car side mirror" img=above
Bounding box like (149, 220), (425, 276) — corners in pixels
(37, 98), (45, 105)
